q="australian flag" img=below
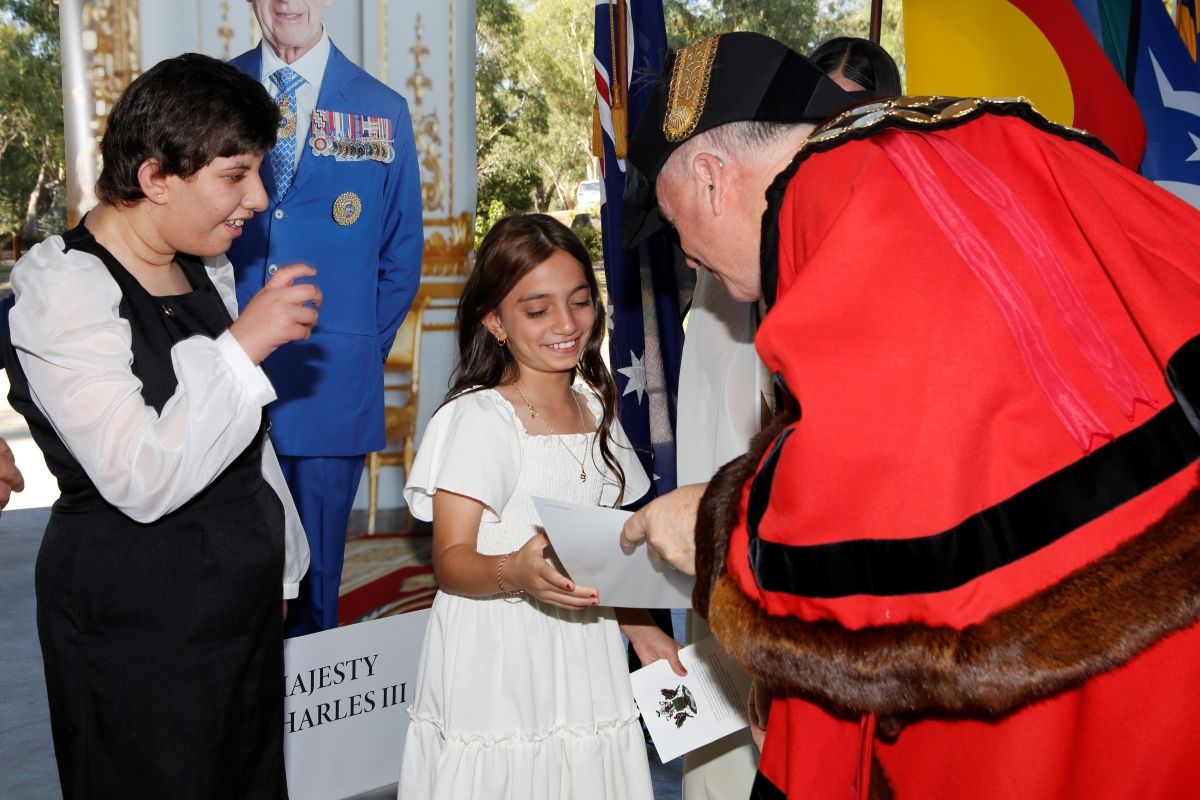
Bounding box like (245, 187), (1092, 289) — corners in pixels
(1131, 0), (1200, 206)
(1075, 0), (1200, 207)
(592, 0), (683, 500)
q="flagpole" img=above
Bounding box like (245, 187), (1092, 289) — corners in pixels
(869, 0), (883, 43)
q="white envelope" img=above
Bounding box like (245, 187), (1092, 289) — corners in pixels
(532, 496), (695, 609)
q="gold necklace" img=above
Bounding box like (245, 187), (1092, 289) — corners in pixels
(513, 382), (591, 482)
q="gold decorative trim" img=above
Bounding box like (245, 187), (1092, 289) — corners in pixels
(217, 1), (235, 61)
(81, 0), (141, 137)
(422, 212), (473, 276)
(378, 0), (388, 81)
(799, 95), (1068, 155)
(408, 15), (446, 212)
(421, 322), (459, 332)
(415, 282), (467, 300)
(664, 35), (718, 143)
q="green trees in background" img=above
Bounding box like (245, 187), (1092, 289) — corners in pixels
(476, 0), (547, 229)
(476, 0), (596, 248)
(665, 0), (853, 53)
(475, 0), (903, 244)
(0, 0), (64, 251)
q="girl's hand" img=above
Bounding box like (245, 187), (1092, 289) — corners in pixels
(748, 679), (771, 751)
(503, 533), (598, 610)
(0, 436), (24, 513)
(230, 263), (323, 364)
(619, 612), (686, 676)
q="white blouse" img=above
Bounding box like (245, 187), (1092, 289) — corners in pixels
(8, 236), (309, 598)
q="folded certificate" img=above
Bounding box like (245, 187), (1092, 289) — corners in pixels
(630, 637), (754, 763)
(532, 496), (695, 609)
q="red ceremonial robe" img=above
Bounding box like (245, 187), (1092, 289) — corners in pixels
(694, 99), (1200, 800)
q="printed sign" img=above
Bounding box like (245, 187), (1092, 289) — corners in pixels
(284, 610), (431, 799)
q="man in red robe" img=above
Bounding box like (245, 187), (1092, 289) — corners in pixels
(621, 31), (1200, 799)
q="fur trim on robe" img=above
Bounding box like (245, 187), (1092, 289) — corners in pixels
(694, 418), (1200, 722)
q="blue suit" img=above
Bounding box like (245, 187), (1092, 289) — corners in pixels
(228, 42), (423, 635)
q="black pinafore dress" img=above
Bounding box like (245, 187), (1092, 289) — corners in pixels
(5, 224), (288, 799)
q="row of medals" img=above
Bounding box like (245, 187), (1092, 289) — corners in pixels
(278, 97), (395, 164)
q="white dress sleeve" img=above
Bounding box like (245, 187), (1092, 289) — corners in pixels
(404, 389), (522, 523)
(10, 241), (277, 524)
(579, 382), (652, 508)
(205, 255), (312, 599)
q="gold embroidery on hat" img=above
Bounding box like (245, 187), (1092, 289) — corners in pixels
(664, 36), (719, 142)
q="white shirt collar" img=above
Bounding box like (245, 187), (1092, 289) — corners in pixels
(261, 28), (330, 87)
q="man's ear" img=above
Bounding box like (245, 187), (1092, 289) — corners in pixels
(692, 152), (726, 216)
(138, 159), (169, 204)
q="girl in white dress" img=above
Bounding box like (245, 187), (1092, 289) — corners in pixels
(398, 214), (684, 799)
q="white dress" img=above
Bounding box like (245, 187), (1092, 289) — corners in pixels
(398, 386), (654, 800)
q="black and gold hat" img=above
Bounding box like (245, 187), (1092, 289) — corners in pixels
(622, 31), (858, 247)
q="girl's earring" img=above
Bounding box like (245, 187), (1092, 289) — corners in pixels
(497, 337), (507, 348)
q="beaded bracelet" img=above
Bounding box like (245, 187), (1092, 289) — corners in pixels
(495, 551), (523, 596)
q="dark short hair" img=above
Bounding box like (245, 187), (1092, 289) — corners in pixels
(810, 37), (902, 97)
(96, 53), (278, 205)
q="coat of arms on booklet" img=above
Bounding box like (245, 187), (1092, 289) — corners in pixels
(630, 636), (753, 763)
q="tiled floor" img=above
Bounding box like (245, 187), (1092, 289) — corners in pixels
(0, 507), (58, 800)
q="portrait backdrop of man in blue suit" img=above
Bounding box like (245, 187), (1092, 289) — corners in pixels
(229, 0), (423, 635)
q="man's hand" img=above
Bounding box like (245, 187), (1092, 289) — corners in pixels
(0, 437), (24, 513)
(619, 483), (706, 575)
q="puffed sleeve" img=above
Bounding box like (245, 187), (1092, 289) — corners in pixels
(580, 384), (651, 508)
(403, 389), (522, 523)
(10, 242), (275, 523)
(206, 255), (311, 599)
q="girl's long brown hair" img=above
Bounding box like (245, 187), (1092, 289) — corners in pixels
(448, 214), (627, 499)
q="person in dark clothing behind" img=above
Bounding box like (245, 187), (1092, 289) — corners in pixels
(810, 35), (902, 96)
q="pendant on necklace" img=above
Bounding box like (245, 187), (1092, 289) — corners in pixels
(579, 467), (586, 483)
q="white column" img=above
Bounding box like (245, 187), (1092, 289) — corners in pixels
(59, 0), (94, 225)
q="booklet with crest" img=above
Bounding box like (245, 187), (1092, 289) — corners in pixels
(532, 496), (694, 609)
(629, 636), (754, 763)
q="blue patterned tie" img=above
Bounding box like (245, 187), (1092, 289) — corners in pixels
(268, 67), (307, 199)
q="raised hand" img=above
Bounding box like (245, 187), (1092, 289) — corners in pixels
(230, 263), (323, 364)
